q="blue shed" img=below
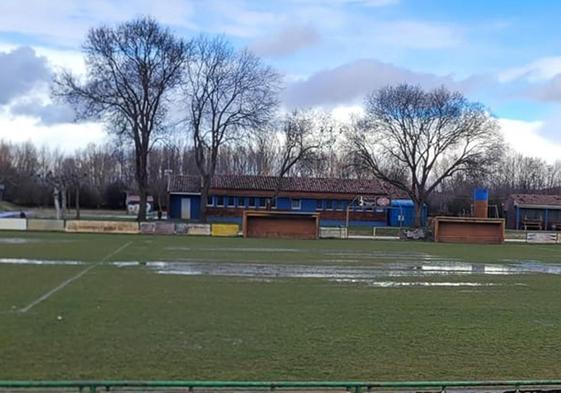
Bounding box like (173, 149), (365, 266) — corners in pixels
(388, 199), (428, 227)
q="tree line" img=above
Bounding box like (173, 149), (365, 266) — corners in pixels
(0, 17), (556, 226)
(1, 137), (559, 218)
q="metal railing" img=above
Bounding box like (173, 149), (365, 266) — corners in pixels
(1, 381), (561, 393)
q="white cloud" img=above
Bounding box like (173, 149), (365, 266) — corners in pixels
(331, 104), (364, 122)
(0, 113), (105, 152)
(499, 56), (561, 83)
(499, 118), (561, 162)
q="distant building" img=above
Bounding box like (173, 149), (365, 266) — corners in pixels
(167, 174), (426, 227)
(0, 184), (4, 201)
(504, 194), (561, 230)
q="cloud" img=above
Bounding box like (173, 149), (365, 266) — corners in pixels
(10, 99), (75, 126)
(0, 47), (50, 105)
(250, 24), (321, 57)
(284, 58), (460, 107)
(499, 56), (561, 83)
(497, 56), (561, 102)
(498, 118), (561, 162)
(0, 113), (105, 152)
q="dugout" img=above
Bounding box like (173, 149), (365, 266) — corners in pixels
(433, 216), (505, 244)
(243, 211), (319, 240)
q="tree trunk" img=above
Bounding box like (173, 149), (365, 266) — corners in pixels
(53, 187), (61, 220)
(75, 186), (80, 220)
(413, 200), (423, 228)
(138, 188), (147, 222)
(136, 151), (148, 222)
(199, 175), (210, 223)
(61, 187), (67, 220)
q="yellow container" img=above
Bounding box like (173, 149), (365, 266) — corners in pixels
(211, 223), (240, 237)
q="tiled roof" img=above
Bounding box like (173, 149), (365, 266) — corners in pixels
(509, 193), (561, 207)
(169, 174), (398, 197)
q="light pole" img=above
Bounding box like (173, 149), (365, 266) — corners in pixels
(345, 195), (363, 239)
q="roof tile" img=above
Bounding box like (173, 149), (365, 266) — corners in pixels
(510, 193), (561, 207)
(170, 175), (399, 197)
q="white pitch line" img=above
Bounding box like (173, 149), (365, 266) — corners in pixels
(19, 241), (133, 313)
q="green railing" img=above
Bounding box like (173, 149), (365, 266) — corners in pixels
(1, 381), (561, 393)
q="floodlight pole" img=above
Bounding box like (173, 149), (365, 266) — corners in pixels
(345, 195), (362, 239)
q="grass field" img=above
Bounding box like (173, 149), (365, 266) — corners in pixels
(1, 230), (561, 380)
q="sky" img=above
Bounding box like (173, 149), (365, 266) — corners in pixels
(0, 0), (561, 161)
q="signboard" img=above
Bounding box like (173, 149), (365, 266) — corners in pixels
(526, 232), (558, 244)
(376, 197), (390, 207)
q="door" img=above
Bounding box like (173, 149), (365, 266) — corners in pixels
(181, 198), (191, 220)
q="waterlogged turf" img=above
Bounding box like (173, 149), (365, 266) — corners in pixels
(1, 231), (561, 379)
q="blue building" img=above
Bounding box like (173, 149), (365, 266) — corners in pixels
(168, 174), (426, 227)
(505, 193), (561, 230)
(388, 199), (428, 227)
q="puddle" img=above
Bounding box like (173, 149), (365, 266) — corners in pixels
(0, 238), (37, 244)
(164, 247), (459, 262)
(166, 247), (304, 253)
(109, 259), (561, 283)
(112, 261), (140, 267)
(421, 261), (561, 275)
(126, 260), (561, 279)
(0, 258), (83, 265)
(331, 279), (498, 287)
(0, 238), (74, 244)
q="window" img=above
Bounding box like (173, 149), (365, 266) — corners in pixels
(227, 196), (235, 207)
(237, 197), (246, 208)
(271, 198), (277, 209)
(316, 200), (323, 211)
(258, 197), (267, 208)
(248, 197), (256, 208)
(339, 200), (347, 211)
(325, 199), (333, 210)
(216, 196), (224, 207)
(207, 196), (214, 206)
(291, 199), (301, 210)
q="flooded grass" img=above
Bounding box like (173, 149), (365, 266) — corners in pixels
(2, 231), (561, 379)
(1, 265), (561, 380)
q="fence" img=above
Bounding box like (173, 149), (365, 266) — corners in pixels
(1, 380), (561, 393)
(0, 218), (223, 237)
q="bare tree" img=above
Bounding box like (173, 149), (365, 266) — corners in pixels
(184, 35), (280, 221)
(271, 110), (336, 201)
(53, 17), (189, 221)
(348, 84), (503, 227)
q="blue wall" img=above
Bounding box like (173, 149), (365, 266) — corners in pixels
(169, 194), (201, 220)
(169, 193), (426, 227)
(388, 199), (428, 227)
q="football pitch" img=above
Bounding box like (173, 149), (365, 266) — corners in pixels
(2, 231), (561, 380)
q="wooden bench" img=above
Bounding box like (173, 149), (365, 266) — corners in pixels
(522, 218), (543, 230)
